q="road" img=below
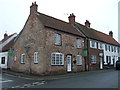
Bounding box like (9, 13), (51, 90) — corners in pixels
(1, 69), (119, 88)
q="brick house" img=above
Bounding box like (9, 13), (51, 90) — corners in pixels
(10, 2), (120, 75)
(10, 2), (86, 75)
(0, 33), (17, 69)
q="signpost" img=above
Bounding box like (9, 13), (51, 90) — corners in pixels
(8, 49), (14, 56)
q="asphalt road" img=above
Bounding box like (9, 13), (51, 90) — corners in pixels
(1, 69), (120, 88)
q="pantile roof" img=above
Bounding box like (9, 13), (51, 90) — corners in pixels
(0, 33), (17, 52)
(75, 23), (120, 46)
(36, 12), (84, 37)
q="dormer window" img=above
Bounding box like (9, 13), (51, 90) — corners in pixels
(54, 33), (62, 45)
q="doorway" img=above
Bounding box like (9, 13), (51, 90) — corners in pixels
(67, 55), (72, 72)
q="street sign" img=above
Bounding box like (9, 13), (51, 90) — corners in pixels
(8, 49), (14, 56)
(83, 50), (88, 56)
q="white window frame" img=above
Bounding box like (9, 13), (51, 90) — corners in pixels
(51, 53), (64, 65)
(34, 52), (38, 64)
(91, 55), (97, 64)
(76, 55), (82, 65)
(105, 44), (107, 51)
(1, 57), (5, 64)
(14, 56), (16, 62)
(90, 40), (97, 48)
(76, 38), (81, 48)
(54, 33), (61, 45)
(114, 47), (116, 52)
(99, 43), (103, 49)
(21, 54), (25, 64)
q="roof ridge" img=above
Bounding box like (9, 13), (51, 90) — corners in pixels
(1, 33), (17, 42)
(37, 12), (70, 25)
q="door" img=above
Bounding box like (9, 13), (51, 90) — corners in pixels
(67, 55), (72, 72)
(100, 56), (103, 69)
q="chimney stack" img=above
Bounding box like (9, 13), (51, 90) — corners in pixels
(109, 31), (113, 37)
(85, 20), (91, 28)
(68, 13), (75, 24)
(4, 33), (8, 39)
(30, 1), (38, 14)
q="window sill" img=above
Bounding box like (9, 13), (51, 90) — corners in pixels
(55, 44), (62, 46)
(34, 63), (38, 64)
(76, 65), (82, 66)
(51, 65), (64, 66)
(21, 63), (25, 64)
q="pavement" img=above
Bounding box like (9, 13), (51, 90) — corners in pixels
(1, 68), (116, 81)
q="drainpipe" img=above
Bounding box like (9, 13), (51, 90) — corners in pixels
(84, 38), (89, 71)
(86, 38), (89, 71)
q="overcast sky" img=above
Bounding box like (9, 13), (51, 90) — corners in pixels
(0, 0), (120, 41)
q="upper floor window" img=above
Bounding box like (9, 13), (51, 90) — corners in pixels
(117, 47), (120, 53)
(99, 43), (103, 49)
(51, 53), (64, 65)
(111, 46), (114, 52)
(76, 55), (82, 65)
(90, 40), (97, 48)
(108, 45), (111, 51)
(98, 43), (103, 49)
(105, 44), (107, 51)
(76, 38), (81, 48)
(54, 33), (61, 45)
(114, 47), (116, 52)
(92, 41), (95, 47)
(34, 52), (38, 64)
(21, 54), (25, 64)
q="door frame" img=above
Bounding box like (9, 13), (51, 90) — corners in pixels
(66, 55), (72, 72)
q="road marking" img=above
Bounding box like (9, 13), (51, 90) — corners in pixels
(0, 77), (13, 83)
(1, 80), (13, 83)
(11, 81), (46, 88)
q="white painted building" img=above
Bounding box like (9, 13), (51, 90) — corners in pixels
(0, 33), (17, 69)
(89, 39), (120, 67)
(102, 43), (119, 67)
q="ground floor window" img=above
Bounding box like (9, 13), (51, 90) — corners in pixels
(91, 55), (97, 64)
(51, 53), (64, 65)
(34, 52), (38, 64)
(21, 54), (25, 64)
(106, 56), (111, 65)
(76, 55), (82, 65)
(1, 57), (5, 64)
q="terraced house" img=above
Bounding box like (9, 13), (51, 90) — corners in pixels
(74, 21), (120, 70)
(10, 2), (86, 75)
(10, 2), (120, 75)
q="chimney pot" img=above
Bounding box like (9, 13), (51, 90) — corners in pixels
(4, 33), (8, 39)
(68, 13), (75, 24)
(109, 31), (113, 37)
(30, 1), (38, 14)
(85, 20), (91, 28)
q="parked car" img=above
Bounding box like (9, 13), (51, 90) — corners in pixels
(116, 60), (120, 70)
